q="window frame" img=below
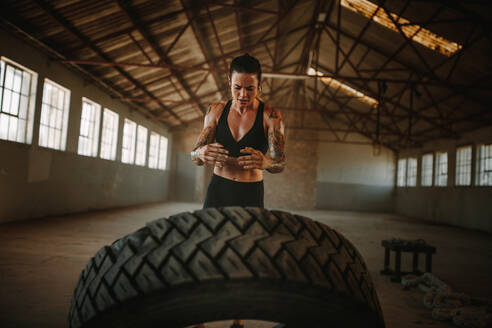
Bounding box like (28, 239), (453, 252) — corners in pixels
(135, 125), (148, 166)
(406, 157), (418, 187)
(455, 144), (472, 187)
(99, 108), (119, 161)
(421, 153), (434, 187)
(434, 151), (448, 187)
(0, 56), (38, 145)
(158, 135), (168, 170)
(476, 143), (492, 187)
(77, 97), (101, 157)
(121, 118), (137, 164)
(397, 158), (407, 187)
(38, 78), (71, 151)
(148, 132), (169, 170)
(148, 131), (160, 169)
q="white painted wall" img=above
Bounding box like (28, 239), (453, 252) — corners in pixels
(317, 142), (395, 186)
(316, 141), (396, 212)
(396, 125), (492, 233)
(0, 27), (171, 222)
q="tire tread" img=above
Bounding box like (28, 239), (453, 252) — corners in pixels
(68, 207), (384, 327)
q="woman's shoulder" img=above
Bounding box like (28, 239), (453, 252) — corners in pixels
(206, 102), (227, 116)
(204, 102), (228, 125)
(262, 103), (283, 121)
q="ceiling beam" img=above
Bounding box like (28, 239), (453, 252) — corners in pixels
(66, 9), (186, 53)
(317, 62), (460, 139)
(337, 1), (383, 73)
(205, 3), (228, 74)
(208, 2), (278, 15)
(234, 0), (245, 50)
(32, 0), (183, 124)
(0, 11), (165, 125)
(253, 0), (299, 47)
(59, 59), (491, 91)
(180, 0), (228, 103)
(324, 14), (490, 112)
(115, 0), (206, 117)
(378, 1), (445, 80)
(323, 25), (404, 137)
(308, 86), (403, 137)
(127, 32), (154, 64)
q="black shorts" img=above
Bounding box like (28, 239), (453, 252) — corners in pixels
(203, 174), (264, 208)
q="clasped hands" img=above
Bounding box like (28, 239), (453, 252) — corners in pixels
(196, 143), (270, 170)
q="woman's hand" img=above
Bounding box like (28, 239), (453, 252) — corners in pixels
(238, 147), (271, 170)
(194, 142), (229, 168)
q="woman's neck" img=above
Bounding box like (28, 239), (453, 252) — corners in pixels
(232, 98), (258, 115)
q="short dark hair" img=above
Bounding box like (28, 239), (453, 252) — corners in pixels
(229, 53), (261, 82)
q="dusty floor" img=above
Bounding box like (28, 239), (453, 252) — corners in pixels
(0, 202), (491, 328)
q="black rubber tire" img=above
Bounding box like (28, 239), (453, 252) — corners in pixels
(68, 207), (385, 328)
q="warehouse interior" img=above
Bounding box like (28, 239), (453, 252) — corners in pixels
(0, 1), (491, 327)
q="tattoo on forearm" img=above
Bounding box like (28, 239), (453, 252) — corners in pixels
(267, 127), (285, 173)
(191, 126), (214, 165)
(269, 110), (279, 119)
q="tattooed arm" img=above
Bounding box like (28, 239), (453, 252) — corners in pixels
(265, 107), (286, 173)
(190, 126), (212, 166)
(237, 106), (285, 173)
(190, 104), (229, 167)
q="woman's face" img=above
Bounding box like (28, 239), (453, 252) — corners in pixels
(229, 71), (259, 109)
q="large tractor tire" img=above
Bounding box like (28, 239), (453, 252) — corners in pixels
(68, 207), (385, 327)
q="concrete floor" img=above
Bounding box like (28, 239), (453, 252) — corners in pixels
(0, 202), (491, 328)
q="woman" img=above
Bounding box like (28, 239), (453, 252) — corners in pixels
(190, 53), (286, 209)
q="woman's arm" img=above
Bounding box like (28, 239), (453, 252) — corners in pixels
(190, 104), (229, 167)
(237, 106), (286, 173)
(265, 107), (286, 173)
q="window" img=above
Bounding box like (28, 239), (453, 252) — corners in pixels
(135, 125), (148, 166)
(421, 153), (433, 187)
(39, 79), (71, 150)
(435, 152), (448, 186)
(406, 157), (417, 187)
(148, 132), (159, 169)
(476, 144), (492, 186)
(0, 57), (38, 144)
(77, 98), (101, 157)
(121, 119), (137, 164)
(397, 158), (407, 187)
(158, 136), (168, 170)
(456, 145), (472, 186)
(148, 132), (168, 170)
(100, 108), (119, 160)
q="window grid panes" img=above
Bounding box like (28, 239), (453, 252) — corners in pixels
(158, 136), (168, 170)
(0, 58), (37, 144)
(100, 108), (119, 160)
(77, 98), (100, 157)
(39, 79), (70, 150)
(135, 125), (148, 166)
(477, 144), (492, 186)
(148, 132), (159, 169)
(397, 158), (407, 187)
(455, 146), (472, 186)
(148, 133), (168, 170)
(121, 119), (137, 164)
(435, 152), (448, 186)
(421, 154), (433, 187)
(406, 158), (417, 187)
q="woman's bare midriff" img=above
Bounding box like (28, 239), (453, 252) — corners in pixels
(213, 157), (264, 182)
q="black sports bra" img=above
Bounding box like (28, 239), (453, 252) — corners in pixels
(215, 100), (268, 158)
